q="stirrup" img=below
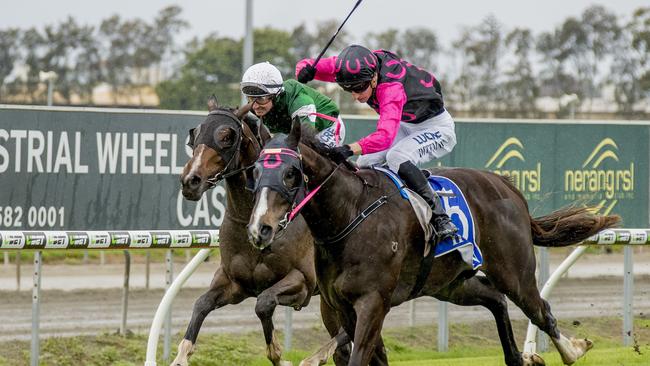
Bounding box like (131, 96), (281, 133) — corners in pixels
(433, 219), (458, 240)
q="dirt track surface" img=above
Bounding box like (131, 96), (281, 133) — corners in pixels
(0, 251), (648, 341)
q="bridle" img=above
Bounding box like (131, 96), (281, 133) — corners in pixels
(188, 109), (262, 188)
(254, 147), (343, 235)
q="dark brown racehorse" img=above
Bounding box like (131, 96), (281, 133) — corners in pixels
(247, 119), (620, 366)
(173, 98), (351, 366)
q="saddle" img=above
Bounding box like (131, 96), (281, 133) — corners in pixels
(372, 166), (482, 269)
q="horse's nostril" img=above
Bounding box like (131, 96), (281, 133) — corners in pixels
(189, 174), (201, 187)
(260, 225), (272, 238)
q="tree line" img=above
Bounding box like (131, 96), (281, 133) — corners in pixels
(0, 5), (648, 118)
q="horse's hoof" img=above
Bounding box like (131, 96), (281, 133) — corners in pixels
(169, 356), (189, 366)
(279, 361), (293, 366)
(170, 339), (194, 366)
(298, 359), (319, 366)
(571, 337), (593, 357)
(522, 352), (546, 366)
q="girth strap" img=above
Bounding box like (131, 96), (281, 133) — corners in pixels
(407, 234), (440, 299)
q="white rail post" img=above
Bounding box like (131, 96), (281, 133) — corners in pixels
(537, 247), (549, 352)
(145, 252), (151, 290)
(145, 248), (212, 366)
(284, 307), (293, 351)
(120, 250), (131, 335)
(31, 251), (42, 366)
(16, 250), (21, 291)
(437, 300), (449, 352)
(409, 299), (416, 327)
(163, 249), (174, 363)
(623, 245), (633, 346)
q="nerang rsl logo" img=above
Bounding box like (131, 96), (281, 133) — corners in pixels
(564, 138), (634, 207)
(485, 137), (542, 199)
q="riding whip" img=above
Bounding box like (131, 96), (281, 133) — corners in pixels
(312, 0), (364, 67)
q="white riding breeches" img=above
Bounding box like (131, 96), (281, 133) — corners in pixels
(356, 109), (456, 172)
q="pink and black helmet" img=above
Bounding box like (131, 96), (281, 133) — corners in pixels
(335, 45), (377, 89)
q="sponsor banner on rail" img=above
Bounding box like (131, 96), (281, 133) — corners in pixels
(0, 230), (219, 249)
(1, 107), (648, 230)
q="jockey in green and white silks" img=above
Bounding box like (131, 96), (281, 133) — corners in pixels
(240, 62), (345, 147)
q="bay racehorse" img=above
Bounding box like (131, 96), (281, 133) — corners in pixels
(247, 119), (620, 366)
(173, 98), (351, 366)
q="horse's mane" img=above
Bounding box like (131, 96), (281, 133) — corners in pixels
(298, 124), (328, 152)
(297, 124), (355, 167)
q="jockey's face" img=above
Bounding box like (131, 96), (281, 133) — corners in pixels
(350, 74), (376, 103)
(252, 98), (274, 117)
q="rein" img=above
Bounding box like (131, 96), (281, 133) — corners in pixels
(314, 189), (401, 246)
(278, 162), (344, 232)
(261, 146), (397, 245)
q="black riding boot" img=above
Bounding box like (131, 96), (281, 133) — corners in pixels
(398, 161), (458, 240)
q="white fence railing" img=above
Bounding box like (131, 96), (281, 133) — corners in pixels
(0, 230), (219, 366)
(523, 228), (649, 353)
(1, 229), (647, 365)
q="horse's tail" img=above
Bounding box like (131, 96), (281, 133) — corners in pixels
(531, 207), (620, 247)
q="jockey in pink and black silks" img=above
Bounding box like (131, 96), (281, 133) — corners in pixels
(295, 45), (458, 241)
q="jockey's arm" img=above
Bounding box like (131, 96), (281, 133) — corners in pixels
(295, 56), (338, 82)
(354, 82), (406, 155)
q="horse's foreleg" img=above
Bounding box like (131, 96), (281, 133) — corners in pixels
(170, 267), (246, 366)
(369, 336), (389, 366)
(299, 330), (351, 366)
(436, 275), (525, 366)
(348, 291), (389, 366)
(256, 269), (311, 366)
(316, 298), (351, 366)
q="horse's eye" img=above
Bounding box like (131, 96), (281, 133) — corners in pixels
(283, 168), (296, 187)
(216, 128), (235, 147)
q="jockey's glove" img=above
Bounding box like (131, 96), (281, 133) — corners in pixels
(297, 64), (317, 83)
(328, 145), (353, 164)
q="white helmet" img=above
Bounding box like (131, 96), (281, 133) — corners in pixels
(240, 62), (284, 96)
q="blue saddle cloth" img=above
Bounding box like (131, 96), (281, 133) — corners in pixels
(373, 167), (483, 270)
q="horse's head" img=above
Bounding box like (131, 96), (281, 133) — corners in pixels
(247, 117), (311, 249)
(180, 96), (261, 201)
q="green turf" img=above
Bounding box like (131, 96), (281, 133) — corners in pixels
(0, 316), (647, 365)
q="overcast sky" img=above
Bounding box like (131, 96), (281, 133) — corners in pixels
(2, 0), (647, 49)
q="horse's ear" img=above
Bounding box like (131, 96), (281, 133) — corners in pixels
(235, 102), (252, 120)
(286, 116), (302, 149)
(187, 127), (197, 148)
(207, 95), (218, 112)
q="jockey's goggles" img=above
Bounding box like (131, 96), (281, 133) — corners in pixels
(338, 79), (372, 93)
(246, 94), (275, 105)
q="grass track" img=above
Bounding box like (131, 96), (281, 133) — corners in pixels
(0, 317), (647, 365)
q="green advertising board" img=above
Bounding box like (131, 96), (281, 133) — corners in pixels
(341, 116), (649, 227)
(1, 106), (648, 230)
(0, 106), (215, 230)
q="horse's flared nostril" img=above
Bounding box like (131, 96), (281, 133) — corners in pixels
(184, 174), (201, 189)
(260, 225), (272, 239)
